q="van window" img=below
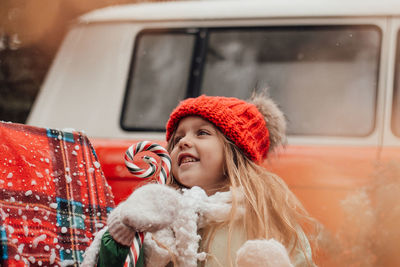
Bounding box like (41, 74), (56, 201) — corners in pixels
(393, 31), (400, 137)
(121, 32), (195, 131)
(201, 26), (380, 136)
(122, 26), (380, 136)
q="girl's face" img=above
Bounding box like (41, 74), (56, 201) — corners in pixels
(170, 116), (226, 194)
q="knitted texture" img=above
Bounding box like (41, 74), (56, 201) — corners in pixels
(107, 184), (181, 246)
(120, 184), (181, 232)
(166, 95), (270, 162)
(107, 205), (136, 246)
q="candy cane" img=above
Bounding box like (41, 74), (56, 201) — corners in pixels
(123, 141), (171, 266)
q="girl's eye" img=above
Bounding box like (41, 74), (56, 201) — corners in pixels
(198, 129), (210, 136)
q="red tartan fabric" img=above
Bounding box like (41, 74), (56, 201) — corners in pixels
(0, 121), (115, 266)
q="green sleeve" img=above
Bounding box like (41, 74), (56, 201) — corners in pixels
(97, 230), (145, 267)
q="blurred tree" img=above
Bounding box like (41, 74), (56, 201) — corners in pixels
(0, 0), (170, 123)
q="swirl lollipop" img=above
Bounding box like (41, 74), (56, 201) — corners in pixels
(124, 141), (171, 184)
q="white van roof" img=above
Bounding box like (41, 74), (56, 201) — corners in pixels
(79, 0), (400, 23)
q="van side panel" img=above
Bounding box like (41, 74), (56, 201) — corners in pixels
(266, 146), (378, 231)
(93, 140), (378, 231)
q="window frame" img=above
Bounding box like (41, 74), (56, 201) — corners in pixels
(119, 23), (382, 140)
(392, 29), (400, 137)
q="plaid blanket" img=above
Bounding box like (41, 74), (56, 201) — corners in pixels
(0, 121), (115, 266)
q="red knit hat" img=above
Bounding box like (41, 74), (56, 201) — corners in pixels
(166, 95), (270, 162)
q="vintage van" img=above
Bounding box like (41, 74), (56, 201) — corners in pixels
(27, 0), (400, 265)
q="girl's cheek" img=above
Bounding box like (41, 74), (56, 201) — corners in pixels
(170, 152), (179, 172)
(170, 151), (178, 166)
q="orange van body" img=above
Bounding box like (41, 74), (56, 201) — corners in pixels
(92, 138), (400, 266)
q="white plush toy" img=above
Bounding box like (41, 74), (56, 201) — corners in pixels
(236, 239), (294, 267)
(82, 184), (294, 267)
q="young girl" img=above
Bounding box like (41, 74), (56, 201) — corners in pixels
(82, 93), (317, 267)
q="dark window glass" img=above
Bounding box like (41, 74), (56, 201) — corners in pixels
(121, 32), (195, 130)
(123, 26), (380, 136)
(201, 26), (380, 136)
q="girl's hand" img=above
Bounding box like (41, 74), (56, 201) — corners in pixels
(236, 239), (294, 267)
(107, 184), (181, 246)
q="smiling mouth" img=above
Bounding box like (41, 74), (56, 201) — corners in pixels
(179, 155), (199, 166)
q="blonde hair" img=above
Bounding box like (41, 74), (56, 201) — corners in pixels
(167, 126), (317, 266)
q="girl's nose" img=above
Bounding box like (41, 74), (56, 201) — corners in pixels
(178, 135), (193, 149)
